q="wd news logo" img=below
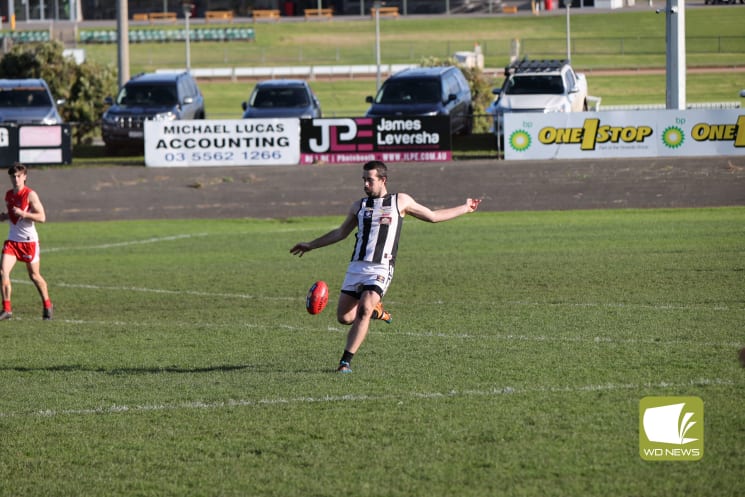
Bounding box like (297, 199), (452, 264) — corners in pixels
(639, 396), (704, 461)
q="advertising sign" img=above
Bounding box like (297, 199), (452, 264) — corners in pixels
(504, 110), (745, 160)
(300, 116), (452, 164)
(144, 119), (300, 167)
(0, 125), (71, 166)
(0, 126), (19, 167)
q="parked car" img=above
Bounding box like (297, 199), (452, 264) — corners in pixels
(0, 78), (64, 125)
(101, 71), (205, 151)
(365, 66), (473, 135)
(242, 79), (322, 119)
(489, 59), (588, 141)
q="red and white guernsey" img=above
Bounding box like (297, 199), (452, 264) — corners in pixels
(5, 186), (39, 242)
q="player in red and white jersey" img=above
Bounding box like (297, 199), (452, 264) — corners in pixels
(291, 161), (481, 373)
(0, 162), (53, 320)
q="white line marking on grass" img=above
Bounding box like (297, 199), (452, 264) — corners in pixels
(501, 300), (744, 312)
(44, 233), (210, 253)
(374, 328), (739, 349)
(18, 274), (740, 314)
(44, 226), (332, 254)
(0, 378), (733, 420)
(46, 282), (296, 302)
(483, 332), (743, 349)
(13, 316), (735, 349)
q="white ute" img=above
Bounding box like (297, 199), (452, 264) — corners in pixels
(489, 59), (588, 141)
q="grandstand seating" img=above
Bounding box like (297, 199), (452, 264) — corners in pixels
(0, 30), (52, 44)
(79, 27), (255, 44)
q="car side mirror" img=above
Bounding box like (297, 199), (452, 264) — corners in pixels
(242, 101), (248, 111)
(183, 96), (194, 105)
(491, 88), (502, 96)
(365, 95), (374, 103)
(446, 94), (457, 103)
(104, 96), (114, 105)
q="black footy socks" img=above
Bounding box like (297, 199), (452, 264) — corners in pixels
(340, 350), (354, 365)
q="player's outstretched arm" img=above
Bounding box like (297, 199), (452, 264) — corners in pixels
(399, 193), (481, 223)
(290, 205), (358, 257)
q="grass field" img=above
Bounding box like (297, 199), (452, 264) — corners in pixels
(80, 8), (745, 72)
(1, 207), (743, 496)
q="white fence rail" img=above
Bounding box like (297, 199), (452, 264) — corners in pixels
(157, 64), (419, 80)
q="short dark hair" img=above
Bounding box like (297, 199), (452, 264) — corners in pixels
(363, 160), (387, 180)
(8, 162), (27, 176)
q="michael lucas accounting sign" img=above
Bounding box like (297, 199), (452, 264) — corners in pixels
(503, 109), (745, 160)
(144, 119), (299, 167)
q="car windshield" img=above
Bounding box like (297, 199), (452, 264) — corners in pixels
(505, 75), (565, 95)
(0, 88), (52, 107)
(117, 84), (178, 106)
(251, 87), (310, 108)
(376, 79), (442, 104)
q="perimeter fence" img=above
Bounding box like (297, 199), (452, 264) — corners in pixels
(84, 32), (745, 69)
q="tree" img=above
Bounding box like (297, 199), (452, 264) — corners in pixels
(0, 41), (117, 145)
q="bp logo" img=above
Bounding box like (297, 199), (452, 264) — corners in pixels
(661, 126), (685, 149)
(639, 396), (704, 461)
(508, 130), (532, 152)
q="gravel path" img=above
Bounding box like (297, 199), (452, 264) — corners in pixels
(24, 156), (745, 222)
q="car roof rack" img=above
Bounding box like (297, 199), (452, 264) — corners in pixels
(504, 58), (569, 76)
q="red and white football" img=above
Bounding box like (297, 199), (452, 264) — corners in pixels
(306, 280), (329, 315)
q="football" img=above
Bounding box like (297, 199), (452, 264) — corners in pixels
(306, 280), (329, 315)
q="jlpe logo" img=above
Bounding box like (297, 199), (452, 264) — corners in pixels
(639, 396), (704, 461)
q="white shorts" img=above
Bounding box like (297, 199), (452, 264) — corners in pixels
(341, 261), (394, 298)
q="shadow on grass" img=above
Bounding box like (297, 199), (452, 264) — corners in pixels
(4, 364), (253, 375)
(3, 363), (327, 374)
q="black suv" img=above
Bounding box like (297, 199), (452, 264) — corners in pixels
(365, 66), (473, 135)
(102, 71), (205, 151)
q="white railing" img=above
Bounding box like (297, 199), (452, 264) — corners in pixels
(156, 64), (418, 80)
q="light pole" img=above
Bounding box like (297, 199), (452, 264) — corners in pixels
(663, 0), (686, 110)
(565, 3), (571, 62)
(374, 1), (381, 91)
(117, 0), (130, 88)
(183, 3), (193, 73)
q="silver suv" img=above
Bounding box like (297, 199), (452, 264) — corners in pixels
(102, 71), (205, 151)
(242, 79), (322, 119)
(0, 78), (64, 125)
